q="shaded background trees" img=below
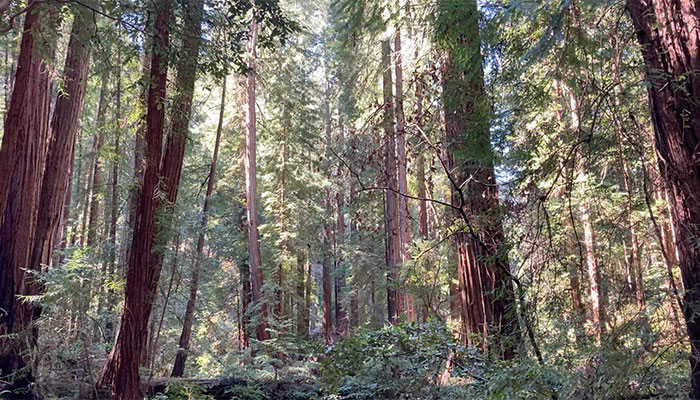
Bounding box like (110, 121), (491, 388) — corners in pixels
(0, 0), (699, 399)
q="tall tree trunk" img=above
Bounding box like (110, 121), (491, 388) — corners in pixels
(239, 258), (252, 350)
(441, 103), (462, 325)
(150, 234), (180, 380)
(394, 31), (412, 321)
(305, 249), (312, 333)
(565, 86), (605, 343)
(68, 132), (84, 248)
(626, 0), (700, 396)
(31, 7), (92, 277)
(615, 123), (644, 310)
(382, 38), (401, 324)
(121, 13), (151, 272)
(552, 80), (587, 334)
(438, 0), (519, 359)
(97, 1), (171, 397)
(416, 155), (428, 239)
(610, 45), (644, 310)
(78, 153), (94, 247)
(296, 249), (308, 338)
(87, 77), (108, 248)
(278, 126), (286, 320)
(108, 42), (122, 278)
(322, 90), (333, 341)
(349, 184), (360, 329)
(104, 38), (123, 340)
(0, 0), (55, 384)
(244, 16), (270, 342)
(415, 74), (429, 240)
(335, 117), (348, 336)
(171, 75), (223, 378)
(577, 186), (603, 343)
(277, 100), (289, 322)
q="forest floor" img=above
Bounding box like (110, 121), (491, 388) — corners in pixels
(143, 375), (323, 399)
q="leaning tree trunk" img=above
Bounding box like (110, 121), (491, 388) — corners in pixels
(145, 0), (204, 377)
(438, 0), (520, 359)
(97, 1), (171, 398)
(171, 76), (223, 379)
(0, 0), (56, 385)
(626, 0), (700, 396)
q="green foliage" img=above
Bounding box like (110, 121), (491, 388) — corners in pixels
(320, 322), (473, 399)
(223, 385), (269, 400)
(162, 381), (215, 400)
(17, 0), (694, 397)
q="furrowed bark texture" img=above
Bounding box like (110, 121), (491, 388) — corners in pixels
(98, 1), (171, 397)
(627, 0), (700, 396)
(0, 1), (56, 384)
(438, 0), (520, 359)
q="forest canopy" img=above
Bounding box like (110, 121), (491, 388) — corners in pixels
(0, 0), (699, 399)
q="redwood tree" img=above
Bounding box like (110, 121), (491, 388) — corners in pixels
(0, 0), (56, 384)
(31, 5), (93, 279)
(626, 0), (700, 396)
(437, 0), (520, 359)
(244, 15), (271, 342)
(98, 0), (172, 396)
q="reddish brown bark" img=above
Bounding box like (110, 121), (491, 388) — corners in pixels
(439, 0), (519, 359)
(31, 7), (92, 276)
(244, 17), (270, 342)
(0, 0), (55, 383)
(627, 0), (700, 395)
(97, 1), (171, 397)
(240, 258), (252, 350)
(121, 13), (151, 272)
(145, 0), (205, 378)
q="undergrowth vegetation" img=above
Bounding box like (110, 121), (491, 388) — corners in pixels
(128, 322), (687, 400)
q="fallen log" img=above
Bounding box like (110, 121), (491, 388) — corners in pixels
(143, 376), (248, 397)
